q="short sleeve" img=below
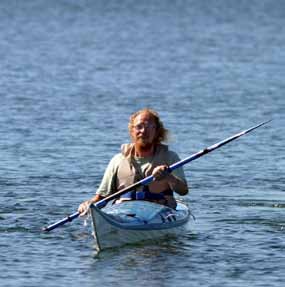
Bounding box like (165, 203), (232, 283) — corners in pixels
(95, 153), (122, 197)
(167, 150), (187, 183)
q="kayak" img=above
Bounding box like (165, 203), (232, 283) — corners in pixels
(90, 200), (191, 251)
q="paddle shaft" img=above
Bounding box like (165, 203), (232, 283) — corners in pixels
(42, 120), (271, 232)
(42, 212), (80, 232)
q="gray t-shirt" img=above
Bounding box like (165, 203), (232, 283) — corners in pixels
(96, 150), (186, 197)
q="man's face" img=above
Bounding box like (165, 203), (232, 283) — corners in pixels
(131, 112), (157, 147)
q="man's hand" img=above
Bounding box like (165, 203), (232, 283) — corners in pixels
(78, 200), (91, 216)
(152, 165), (170, 181)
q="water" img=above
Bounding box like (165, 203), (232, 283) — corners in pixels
(1, 0), (284, 286)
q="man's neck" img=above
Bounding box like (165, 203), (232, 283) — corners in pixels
(134, 143), (155, 158)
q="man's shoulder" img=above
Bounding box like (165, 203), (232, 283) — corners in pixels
(155, 144), (180, 163)
(166, 148), (180, 161)
(104, 153), (125, 172)
(110, 153), (125, 163)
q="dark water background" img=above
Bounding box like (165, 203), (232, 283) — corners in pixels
(0, 0), (284, 286)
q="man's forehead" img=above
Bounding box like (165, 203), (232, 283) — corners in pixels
(134, 112), (155, 123)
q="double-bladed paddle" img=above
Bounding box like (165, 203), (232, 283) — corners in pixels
(42, 120), (271, 232)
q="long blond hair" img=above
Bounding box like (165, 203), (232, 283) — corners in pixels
(128, 108), (169, 144)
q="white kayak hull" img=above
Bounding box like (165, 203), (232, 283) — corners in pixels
(90, 200), (191, 251)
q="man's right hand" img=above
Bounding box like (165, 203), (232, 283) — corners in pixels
(78, 200), (91, 216)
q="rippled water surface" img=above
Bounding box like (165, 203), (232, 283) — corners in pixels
(1, 1), (284, 286)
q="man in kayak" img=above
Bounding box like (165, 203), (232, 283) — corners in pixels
(78, 108), (189, 215)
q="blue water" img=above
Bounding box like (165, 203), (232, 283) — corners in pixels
(1, 0), (284, 286)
